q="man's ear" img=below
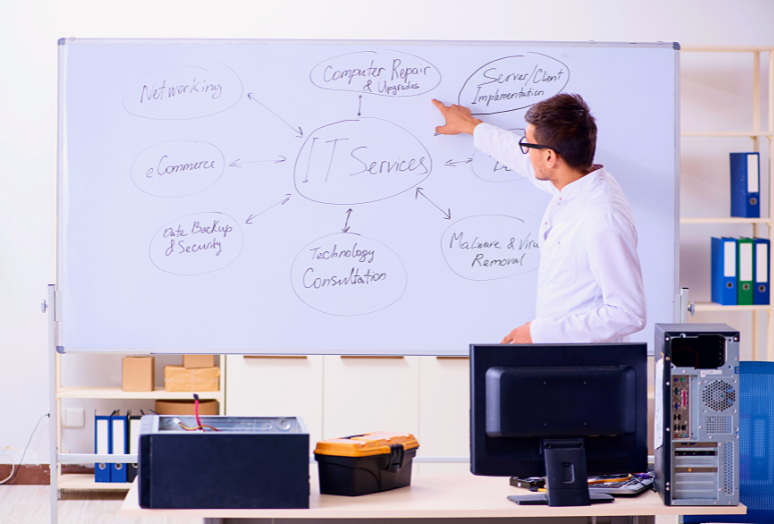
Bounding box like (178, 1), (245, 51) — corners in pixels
(544, 149), (556, 167)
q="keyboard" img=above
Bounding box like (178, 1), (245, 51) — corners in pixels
(588, 475), (654, 496)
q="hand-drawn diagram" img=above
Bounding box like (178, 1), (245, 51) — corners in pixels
(471, 129), (526, 183)
(291, 232), (407, 316)
(149, 212), (243, 275)
(131, 140), (225, 197)
(310, 50), (441, 97)
(120, 48), (568, 315)
(441, 215), (540, 281)
(459, 53), (569, 115)
(123, 62), (243, 120)
(293, 118), (432, 205)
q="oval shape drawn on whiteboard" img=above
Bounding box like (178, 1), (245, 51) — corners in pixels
(149, 212), (243, 275)
(471, 129), (526, 183)
(458, 53), (570, 115)
(123, 63), (243, 120)
(291, 232), (407, 316)
(294, 118), (432, 205)
(309, 50), (441, 97)
(131, 140), (225, 197)
(441, 214), (541, 281)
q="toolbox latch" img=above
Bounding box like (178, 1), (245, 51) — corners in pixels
(387, 444), (404, 472)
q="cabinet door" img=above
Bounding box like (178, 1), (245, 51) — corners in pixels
(417, 356), (470, 475)
(225, 355), (324, 452)
(322, 356), (420, 439)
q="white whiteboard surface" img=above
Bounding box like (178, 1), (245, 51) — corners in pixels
(57, 39), (679, 355)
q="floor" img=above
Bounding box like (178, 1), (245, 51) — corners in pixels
(0, 486), (199, 524)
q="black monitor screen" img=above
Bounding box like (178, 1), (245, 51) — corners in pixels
(471, 343), (647, 479)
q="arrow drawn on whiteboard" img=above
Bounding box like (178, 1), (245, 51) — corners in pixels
(303, 138), (319, 184)
(445, 158), (473, 167)
(245, 194), (292, 224)
(357, 95), (362, 116)
(415, 188), (451, 220)
(247, 94), (303, 138)
(342, 208), (353, 233)
(230, 156), (287, 168)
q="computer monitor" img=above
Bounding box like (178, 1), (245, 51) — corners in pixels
(470, 343), (647, 507)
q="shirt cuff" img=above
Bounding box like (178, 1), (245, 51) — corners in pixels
(529, 318), (547, 343)
(472, 122), (493, 150)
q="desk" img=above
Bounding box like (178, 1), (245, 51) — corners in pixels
(120, 472), (746, 524)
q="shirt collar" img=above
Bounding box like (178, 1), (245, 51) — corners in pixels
(557, 164), (605, 199)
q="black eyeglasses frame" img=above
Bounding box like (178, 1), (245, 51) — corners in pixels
(518, 135), (558, 155)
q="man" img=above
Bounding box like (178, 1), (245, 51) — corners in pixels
(432, 94), (646, 344)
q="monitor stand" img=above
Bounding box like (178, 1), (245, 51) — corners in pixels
(508, 438), (614, 506)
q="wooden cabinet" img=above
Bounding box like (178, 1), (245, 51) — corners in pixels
(225, 355), (324, 452)
(225, 355), (474, 475)
(322, 356), (420, 439)
(417, 356), (470, 475)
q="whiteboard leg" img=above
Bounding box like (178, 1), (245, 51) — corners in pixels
(47, 284), (58, 524)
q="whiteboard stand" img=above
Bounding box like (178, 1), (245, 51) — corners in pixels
(45, 283), (158, 524)
(46, 284), (58, 524)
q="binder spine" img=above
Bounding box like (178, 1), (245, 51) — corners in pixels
(711, 237), (736, 306)
(738, 238), (754, 306)
(730, 153), (760, 218)
(94, 414), (111, 483)
(110, 414), (128, 483)
(754, 238), (770, 305)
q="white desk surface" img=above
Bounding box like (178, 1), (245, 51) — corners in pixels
(121, 472), (747, 519)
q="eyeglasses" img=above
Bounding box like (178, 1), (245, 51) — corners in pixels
(519, 135), (557, 155)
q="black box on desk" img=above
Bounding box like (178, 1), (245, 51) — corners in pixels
(138, 415), (309, 509)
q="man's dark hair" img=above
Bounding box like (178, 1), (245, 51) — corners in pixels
(524, 93), (597, 171)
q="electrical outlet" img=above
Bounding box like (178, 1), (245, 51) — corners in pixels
(61, 408), (86, 428)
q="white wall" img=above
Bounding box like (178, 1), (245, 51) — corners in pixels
(1, 0), (773, 465)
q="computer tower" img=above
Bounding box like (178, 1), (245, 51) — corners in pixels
(654, 324), (740, 506)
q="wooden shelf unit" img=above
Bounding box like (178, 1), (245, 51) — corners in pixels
(680, 217), (773, 225)
(54, 352), (227, 496)
(56, 386), (223, 400)
(58, 473), (133, 491)
(680, 45), (774, 360)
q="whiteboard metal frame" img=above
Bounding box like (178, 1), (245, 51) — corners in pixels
(58, 37), (680, 49)
(55, 39), (681, 356)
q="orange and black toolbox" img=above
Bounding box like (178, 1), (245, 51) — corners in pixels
(314, 432), (419, 496)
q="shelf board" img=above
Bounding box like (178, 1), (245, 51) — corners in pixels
(56, 386), (222, 400)
(681, 131), (773, 138)
(694, 302), (772, 312)
(680, 217), (772, 225)
(58, 473), (131, 491)
(682, 45), (774, 53)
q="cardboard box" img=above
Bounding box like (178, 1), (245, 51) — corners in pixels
(154, 399), (219, 416)
(164, 365), (220, 392)
(122, 356), (155, 392)
(183, 354), (215, 369)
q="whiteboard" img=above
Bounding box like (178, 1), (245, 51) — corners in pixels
(57, 39), (679, 355)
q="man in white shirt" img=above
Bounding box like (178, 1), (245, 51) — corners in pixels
(432, 94), (646, 344)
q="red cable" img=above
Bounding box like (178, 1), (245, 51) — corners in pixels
(193, 393), (202, 428)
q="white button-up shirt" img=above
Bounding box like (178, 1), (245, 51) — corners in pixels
(473, 123), (647, 343)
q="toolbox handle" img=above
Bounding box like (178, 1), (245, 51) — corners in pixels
(386, 444), (405, 473)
